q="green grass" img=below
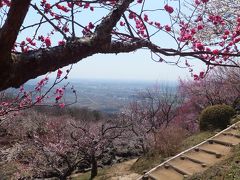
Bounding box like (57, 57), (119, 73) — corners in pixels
(179, 131), (215, 152)
(130, 153), (164, 174)
(231, 115), (240, 124)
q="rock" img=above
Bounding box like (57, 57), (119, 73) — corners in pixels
(101, 154), (113, 165)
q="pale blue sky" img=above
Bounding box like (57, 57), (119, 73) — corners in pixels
(66, 50), (190, 81)
(19, 0), (204, 82)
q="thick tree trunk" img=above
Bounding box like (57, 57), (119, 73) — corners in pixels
(90, 155), (98, 180)
(59, 176), (67, 180)
(0, 0), (31, 60)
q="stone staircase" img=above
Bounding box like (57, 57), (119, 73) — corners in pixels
(138, 122), (240, 180)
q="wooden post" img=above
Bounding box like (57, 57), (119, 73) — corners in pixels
(142, 174), (149, 180)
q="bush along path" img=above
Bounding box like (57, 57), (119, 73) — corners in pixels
(138, 121), (240, 180)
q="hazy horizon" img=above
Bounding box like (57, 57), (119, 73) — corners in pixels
(26, 76), (180, 87)
(23, 77), (179, 114)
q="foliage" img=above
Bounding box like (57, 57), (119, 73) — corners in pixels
(231, 115), (240, 124)
(0, 109), (127, 179)
(122, 85), (183, 154)
(177, 66), (240, 132)
(0, 70), (77, 121)
(150, 126), (188, 157)
(131, 126), (188, 173)
(34, 106), (103, 121)
(199, 104), (236, 131)
(193, 0), (240, 42)
(179, 66), (240, 110)
(0, 163), (18, 180)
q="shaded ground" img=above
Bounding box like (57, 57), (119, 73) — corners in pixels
(71, 158), (141, 180)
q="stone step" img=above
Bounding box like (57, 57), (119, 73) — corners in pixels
(164, 163), (191, 176)
(180, 155), (207, 167)
(232, 125), (240, 130)
(195, 147), (222, 158)
(142, 174), (158, 180)
(208, 139), (235, 147)
(199, 142), (231, 155)
(138, 122), (240, 180)
(148, 166), (184, 180)
(222, 132), (240, 138)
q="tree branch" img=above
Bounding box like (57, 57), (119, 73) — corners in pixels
(0, 0), (31, 60)
(0, 0), (135, 91)
(0, 37), (97, 91)
(0, 0), (238, 92)
(94, 0), (134, 41)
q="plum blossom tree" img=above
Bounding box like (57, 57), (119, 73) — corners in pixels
(193, 0), (240, 41)
(179, 66), (240, 110)
(0, 0), (240, 93)
(123, 86), (183, 154)
(70, 118), (127, 179)
(0, 67), (77, 123)
(177, 65), (240, 131)
(0, 113), (81, 179)
(0, 110), (128, 179)
(1, 0), (240, 119)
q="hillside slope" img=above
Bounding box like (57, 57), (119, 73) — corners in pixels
(139, 121), (240, 180)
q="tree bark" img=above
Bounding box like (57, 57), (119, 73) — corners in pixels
(0, 0), (239, 91)
(90, 154), (98, 180)
(0, 0), (135, 91)
(0, 0), (31, 60)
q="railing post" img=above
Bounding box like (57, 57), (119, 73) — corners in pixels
(142, 174), (149, 180)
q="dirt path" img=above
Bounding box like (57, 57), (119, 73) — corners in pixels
(140, 122), (240, 180)
(96, 158), (141, 180)
(71, 158), (141, 180)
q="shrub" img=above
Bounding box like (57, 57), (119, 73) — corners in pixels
(150, 126), (188, 157)
(200, 104), (236, 131)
